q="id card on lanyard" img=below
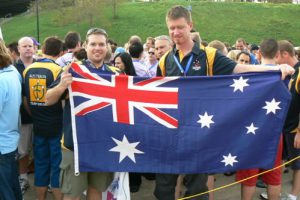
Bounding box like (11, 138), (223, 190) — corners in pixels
(173, 54), (194, 76)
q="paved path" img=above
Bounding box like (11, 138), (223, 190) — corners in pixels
(24, 170), (293, 200)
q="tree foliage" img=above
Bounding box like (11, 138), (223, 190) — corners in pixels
(27, 0), (126, 26)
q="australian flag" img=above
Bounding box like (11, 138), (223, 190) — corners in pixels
(69, 62), (291, 174)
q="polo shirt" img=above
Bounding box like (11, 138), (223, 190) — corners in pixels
(283, 62), (300, 134)
(161, 42), (236, 77)
(23, 58), (63, 137)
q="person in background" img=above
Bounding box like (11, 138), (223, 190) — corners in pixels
(208, 40), (228, 56)
(154, 35), (173, 61)
(56, 31), (81, 67)
(236, 51), (251, 65)
(23, 36), (64, 200)
(15, 36), (35, 195)
(114, 52), (136, 76)
(0, 39), (22, 200)
(7, 42), (20, 64)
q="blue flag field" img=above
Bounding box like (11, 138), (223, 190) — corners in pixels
(69, 62), (291, 175)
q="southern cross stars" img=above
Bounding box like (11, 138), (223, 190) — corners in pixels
(109, 135), (144, 163)
(221, 153), (238, 167)
(230, 76), (249, 92)
(197, 112), (214, 128)
(246, 123), (258, 135)
(263, 98), (281, 114)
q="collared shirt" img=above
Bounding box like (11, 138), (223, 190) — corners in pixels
(56, 52), (73, 67)
(283, 61), (300, 134)
(161, 42), (236, 77)
(133, 60), (151, 77)
(0, 65), (22, 154)
(23, 58), (63, 137)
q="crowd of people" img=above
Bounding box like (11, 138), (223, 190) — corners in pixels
(0, 4), (300, 200)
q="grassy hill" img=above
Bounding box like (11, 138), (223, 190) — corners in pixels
(1, 1), (300, 46)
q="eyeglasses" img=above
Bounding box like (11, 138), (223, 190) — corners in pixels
(86, 28), (108, 37)
(148, 52), (155, 55)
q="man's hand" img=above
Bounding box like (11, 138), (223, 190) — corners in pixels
(59, 64), (73, 89)
(294, 130), (300, 149)
(278, 64), (295, 80)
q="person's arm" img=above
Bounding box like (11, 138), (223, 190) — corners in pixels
(233, 63), (295, 80)
(294, 127), (300, 149)
(46, 65), (72, 106)
(23, 96), (31, 116)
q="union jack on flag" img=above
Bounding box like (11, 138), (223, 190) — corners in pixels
(70, 62), (179, 128)
(69, 62), (291, 175)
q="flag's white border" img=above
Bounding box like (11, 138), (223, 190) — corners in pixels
(68, 86), (80, 176)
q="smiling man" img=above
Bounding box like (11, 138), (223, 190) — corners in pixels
(46, 28), (120, 200)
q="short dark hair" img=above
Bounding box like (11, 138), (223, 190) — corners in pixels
(128, 41), (143, 59)
(236, 51), (250, 61)
(42, 36), (63, 57)
(259, 39), (278, 59)
(73, 48), (87, 61)
(64, 32), (81, 49)
(7, 42), (19, 56)
(278, 40), (295, 57)
(114, 52), (136, 76)
(0, 40), (12, 69)
(166, 5), (192, 23)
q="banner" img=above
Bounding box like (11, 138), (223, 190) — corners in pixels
(69, 62), (291, 175)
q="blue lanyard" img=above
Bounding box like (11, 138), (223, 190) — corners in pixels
(149, 62), (158, 71)
(173, 54), (194, 76)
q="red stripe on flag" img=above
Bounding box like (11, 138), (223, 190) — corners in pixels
(144, 107), (178, 128)
(135, 77), (165, 86)
(76, 102), (110, 116)
(71, 62), (99, 81)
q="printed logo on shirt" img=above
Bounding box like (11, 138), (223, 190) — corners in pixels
(30, 78), (46, 103)
(192, 59), (201, 71)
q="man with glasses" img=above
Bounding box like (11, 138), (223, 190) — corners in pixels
(46, 28), (119, 200)
(146, 47), (158, 77)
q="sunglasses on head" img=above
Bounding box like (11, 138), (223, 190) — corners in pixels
(86, 28), (108, 37)
(148, 51), (155, 55)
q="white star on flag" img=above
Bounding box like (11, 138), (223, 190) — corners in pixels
(230, 76), (249, 92)
(246, 123), (258, 135)
(109, 135), (144, 163)
(263, 98), (281, 114)
(197, 112), (215, 128)
(221, 153), (238, 167)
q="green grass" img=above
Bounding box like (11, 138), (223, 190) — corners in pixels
(2, 1), (300, 46)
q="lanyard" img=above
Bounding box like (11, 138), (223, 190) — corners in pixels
(173, 54), (194, 76)
(149, 62), (158, 71)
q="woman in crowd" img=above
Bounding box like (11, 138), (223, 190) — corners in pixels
(114, 52), (137, 76)
(0, 40), (22, 200)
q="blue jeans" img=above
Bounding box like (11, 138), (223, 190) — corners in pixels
(0, 150), (22, 200)
(34, 134), (62, 187)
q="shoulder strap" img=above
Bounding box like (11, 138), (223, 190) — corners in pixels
(107, 65), (122, 74)
(295, 69), (300, 94)
(158, 50), (170, 77)
(201, 46), (217, 76)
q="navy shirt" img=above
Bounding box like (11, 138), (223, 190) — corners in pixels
(50, 60), (120, 150)
(163, 43), (236, 77)
(14, 59), (34, 124)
